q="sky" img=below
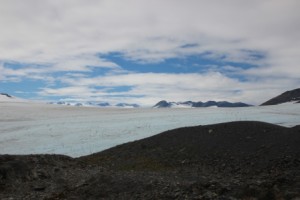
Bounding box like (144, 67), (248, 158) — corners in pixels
(0, 0), (300, 106)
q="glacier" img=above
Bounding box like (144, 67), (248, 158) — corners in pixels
(0, 101), (299, 157)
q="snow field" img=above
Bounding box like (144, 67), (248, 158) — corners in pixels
(0, 102), (300, 157)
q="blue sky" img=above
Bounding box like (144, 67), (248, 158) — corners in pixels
(0, 0), (300, 106)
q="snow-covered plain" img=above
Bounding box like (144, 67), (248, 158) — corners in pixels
(0, 102), (300, 157)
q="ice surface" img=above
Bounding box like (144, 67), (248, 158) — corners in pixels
(0, 102), (300, 157)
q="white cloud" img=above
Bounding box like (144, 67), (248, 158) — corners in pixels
(51, 55), (119, 72)
(0, 1), (299, 65)
(0, 0), (300, 104)
(39, 72), (300, 106)
(39, 72), (240, 105)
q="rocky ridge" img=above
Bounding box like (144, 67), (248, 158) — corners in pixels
(261, 88), (300, 106)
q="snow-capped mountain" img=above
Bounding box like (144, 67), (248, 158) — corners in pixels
(153, 100), (251, 108)
(48, 101), (140, 108)
(0, 93), (12, 98)
(0, 93), (24, 102)
(261, 88), (300, 106)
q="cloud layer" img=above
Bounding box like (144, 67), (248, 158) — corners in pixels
(0, 0), (300, 105)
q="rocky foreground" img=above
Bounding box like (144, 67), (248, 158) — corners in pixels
(1, 121), (300, 199)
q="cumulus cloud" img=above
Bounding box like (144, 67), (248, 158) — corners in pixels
(39, 72), (239, 105)
(39, 72), (300, 106)
(1, 0), (299, 65)
(0, 0), (300, 105)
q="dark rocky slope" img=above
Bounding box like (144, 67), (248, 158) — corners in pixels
(261, 88), (300, 105)
(1, 121), (300, 199)
(82, 121), (300, 171)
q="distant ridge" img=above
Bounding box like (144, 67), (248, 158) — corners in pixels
(0, 93), (14, 102)
(261, 88), (300, 106)
(153, 100), (251, 108)
(116, 103), (140, 108)
(0, 93), (12, 98)
(49, 101), (140, 108)
(0, 93), (28, 102)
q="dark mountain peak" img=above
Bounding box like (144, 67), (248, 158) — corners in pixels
(217, 101), (250, 107)
(180, 101), (194, 105)
(261, 88), (300, 106)
(202, 101), (217, 107)
(97, 102), (110, 107)
(153, 100), (171, 108)
(192, 101), (204, 107)
(0, 93), (12, 98)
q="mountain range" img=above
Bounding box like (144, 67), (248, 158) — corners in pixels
(2, 88), (300, 107)
(48, 101), (140, 108)
(153, 100), (251, 108)
(153, 88), (300, 108)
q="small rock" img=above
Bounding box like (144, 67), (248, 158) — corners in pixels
(53, 167), (60, 172)
(33, 184), (46, 191)
(202, 191), (218, 199)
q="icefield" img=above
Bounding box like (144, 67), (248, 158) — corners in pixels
(1, 102), (300, 157)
